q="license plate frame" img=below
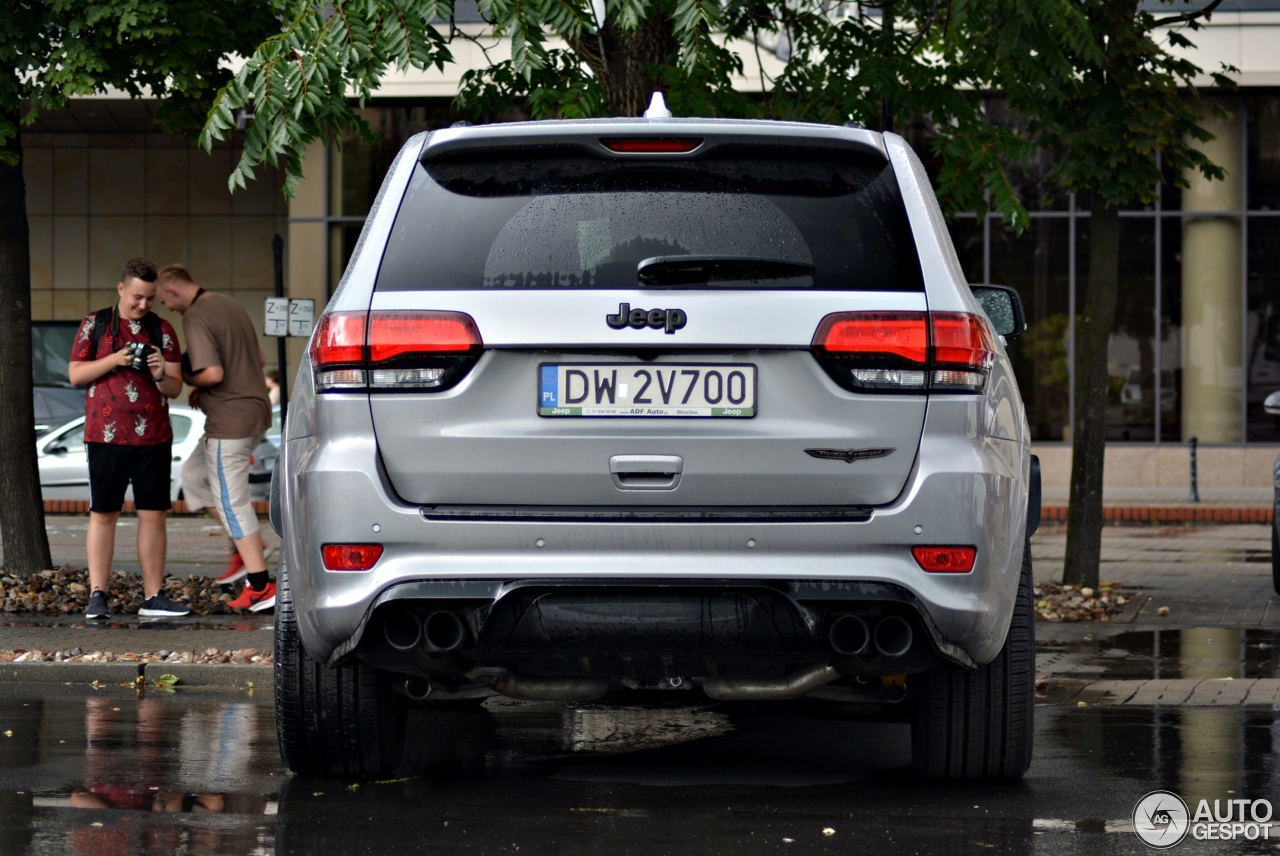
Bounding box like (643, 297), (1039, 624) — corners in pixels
(538, 363), (757, 418)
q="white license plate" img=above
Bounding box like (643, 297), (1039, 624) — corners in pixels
(539, 364), (756, 417)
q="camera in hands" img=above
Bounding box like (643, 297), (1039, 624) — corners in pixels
(126, 341), (152, 372)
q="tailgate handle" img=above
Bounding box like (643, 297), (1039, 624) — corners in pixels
(609, 455), (683, 491)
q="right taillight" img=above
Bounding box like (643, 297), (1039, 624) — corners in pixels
(310, 310), (483, 393)
(811, 311), (995, 394)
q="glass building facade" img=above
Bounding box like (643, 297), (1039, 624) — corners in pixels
(956, 94), (1280, 447)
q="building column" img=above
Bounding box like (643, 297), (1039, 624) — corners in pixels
(1181, 98), (1242, 442)
(285, 140), (328, 379)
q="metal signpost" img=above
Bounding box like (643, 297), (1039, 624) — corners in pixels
(266, 234), (315, 432)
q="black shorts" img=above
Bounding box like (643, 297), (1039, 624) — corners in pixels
(87, 442), (173, 513)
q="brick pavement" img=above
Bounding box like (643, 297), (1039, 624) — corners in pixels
(1031, 520), (1280, 706)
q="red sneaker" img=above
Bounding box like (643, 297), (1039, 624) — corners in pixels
(216, 551), (247, 584)
(229, 580), (276, 613)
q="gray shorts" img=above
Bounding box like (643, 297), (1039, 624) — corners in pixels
(181, 435), (261, 539)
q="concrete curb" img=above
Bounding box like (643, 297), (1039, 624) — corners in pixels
(0, 662), (271, 688)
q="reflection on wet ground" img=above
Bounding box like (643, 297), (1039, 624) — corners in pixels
(0, 688), (281, 855)
(1039, 626), (1280, 681)
(0, 687), (1278, 854)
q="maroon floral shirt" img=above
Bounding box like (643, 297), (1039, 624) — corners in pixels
(71, 311), (181, 446)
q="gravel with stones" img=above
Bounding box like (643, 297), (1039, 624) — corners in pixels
(0, 564), (248, 617)
(1034, 579), (1129, 622)
(0, 646), (272, 666)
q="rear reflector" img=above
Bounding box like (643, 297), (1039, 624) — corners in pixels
(311, 310), (482, 393)
(322, 543), (384, 571)
(912, 546), (977, 573)
(812, 311), (995, 393)
(601, 138), (702, 153)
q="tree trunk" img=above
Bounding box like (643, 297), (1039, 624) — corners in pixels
(0, 113), (53, 573)
(570, 19), (678, 117)
(1062, 198), (1119, 589)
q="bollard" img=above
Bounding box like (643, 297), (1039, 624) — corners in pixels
(1189, 436), (1200, 503)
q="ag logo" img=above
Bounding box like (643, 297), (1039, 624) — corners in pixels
(1133, 790), (1190, 848)
(606, 303), (687, 334)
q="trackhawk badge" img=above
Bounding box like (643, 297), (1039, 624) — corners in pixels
(804, 447), (895, 463)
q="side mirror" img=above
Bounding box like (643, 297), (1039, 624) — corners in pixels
(970, 284), (1027, 340)
(1265, 391), (1280, 416)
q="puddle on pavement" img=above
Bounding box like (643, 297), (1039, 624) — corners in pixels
(1050, 705), (1280, 807)
(1040, 627), (1280, 681)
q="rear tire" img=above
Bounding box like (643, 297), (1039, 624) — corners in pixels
(911, 539), (1035, 781)
(1273, 456), (1279, 595)
(1271, 519), (1279, 596)
(275, 550), (409, 777)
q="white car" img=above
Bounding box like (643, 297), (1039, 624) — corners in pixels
(37, 405), (206, 503)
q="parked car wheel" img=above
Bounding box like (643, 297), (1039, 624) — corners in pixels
(1272, 521), (1279, 597)
(275, 550), (409, 777)
(911, 540), (1035, 781)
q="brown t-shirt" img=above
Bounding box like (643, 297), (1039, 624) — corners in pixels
(183, 290), (271, 439)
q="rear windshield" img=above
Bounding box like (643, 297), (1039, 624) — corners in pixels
(375, 146), (924, 292)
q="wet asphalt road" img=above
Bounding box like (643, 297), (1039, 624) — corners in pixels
(0, 521), (1276, 852)
(0, 685), (1277, 855)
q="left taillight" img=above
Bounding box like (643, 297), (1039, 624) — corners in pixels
(811, 311), (995, 394)
(311, 310), (483, 393)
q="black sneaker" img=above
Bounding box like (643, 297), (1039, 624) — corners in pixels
(139, 592), (190, 618)
(85, 590), (109, 620)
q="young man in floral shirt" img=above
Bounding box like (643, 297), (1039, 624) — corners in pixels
(68, 257), (189, 619)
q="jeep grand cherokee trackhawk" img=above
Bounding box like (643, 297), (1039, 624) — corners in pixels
(270, 105), (1038, 782)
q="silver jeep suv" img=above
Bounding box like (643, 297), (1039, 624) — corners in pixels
(271, 110), (1037, 781)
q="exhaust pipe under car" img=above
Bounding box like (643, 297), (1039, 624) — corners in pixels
(702, 664), (841, 701)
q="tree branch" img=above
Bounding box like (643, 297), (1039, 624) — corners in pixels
(1151, 0), (1225, 28)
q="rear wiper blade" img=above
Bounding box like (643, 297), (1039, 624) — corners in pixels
(636, 255), (816, 286)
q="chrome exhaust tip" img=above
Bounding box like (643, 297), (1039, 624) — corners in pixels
(828, 614), (871, 656)
(382, 609), (422, 651)
(422, 610), (467, 654)
(873, 615), (914, 658)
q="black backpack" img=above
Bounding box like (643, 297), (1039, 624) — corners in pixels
(86, 306), (164, 359)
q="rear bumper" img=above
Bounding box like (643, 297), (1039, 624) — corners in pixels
(281, 411), (1029, 671)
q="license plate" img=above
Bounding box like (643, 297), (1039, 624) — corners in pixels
(539, 363), (756, 417)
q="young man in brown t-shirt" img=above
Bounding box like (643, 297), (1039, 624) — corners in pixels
(158, 264), (276, 612)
